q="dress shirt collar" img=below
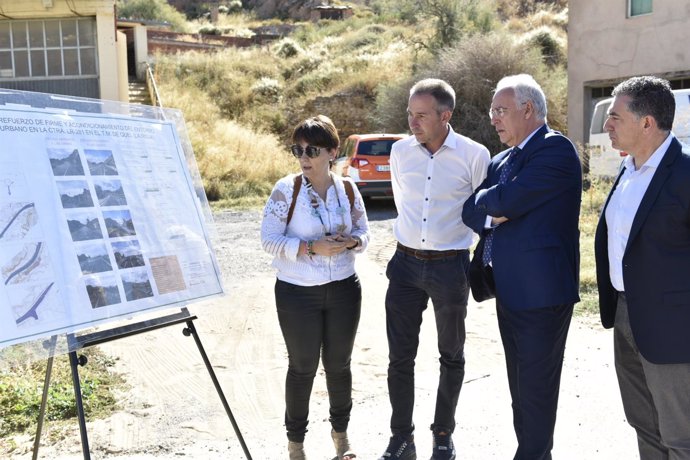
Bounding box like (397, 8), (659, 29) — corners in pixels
(516, 124), (545, 151)
(408, 124), (457, 154)
(622, 133), (673, 173)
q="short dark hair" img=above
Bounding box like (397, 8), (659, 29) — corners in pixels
(410, 78), (456, 113)
(291, 114), (340, 149)
(612, 76), (675, 131)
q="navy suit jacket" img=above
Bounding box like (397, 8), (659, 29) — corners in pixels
(595, 137), (690, 364)
(462, 125), (582, 311)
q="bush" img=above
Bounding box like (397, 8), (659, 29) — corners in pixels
(117, 0), (188, 31)
(274, 38), (303, 59)
(251, 77), (282, 103)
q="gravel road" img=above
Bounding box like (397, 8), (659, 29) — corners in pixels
(5, 201), (639, 460)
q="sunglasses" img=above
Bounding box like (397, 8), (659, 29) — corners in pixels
(290, 144), (324, 158)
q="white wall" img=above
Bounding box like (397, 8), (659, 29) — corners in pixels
(567, 0), (690, 145)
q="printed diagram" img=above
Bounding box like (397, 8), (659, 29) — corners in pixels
(2, 242), (51, 286)
(85, 149), (119, 176)
(103, 210), (136, 238)
(84, 274), (121, 308)
(112, 240), (145, 269)
(48, 148), (85, 176)
(76, 241), (113, 274)
(10, 282), (57, 326)
(0, 168), (31, 199)
(121, 269), (154, 302)
(67, 213), (104, 242)
(56, 180), (94, 209)
(94, 179), (127, 206)
(0, 202), (39, 241)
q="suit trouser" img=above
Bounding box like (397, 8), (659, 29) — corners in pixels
(496, 299), (573, 460)
(275, 275), (362, 443)
(384, 249), (470, 436)
(614, 292), (690, 460)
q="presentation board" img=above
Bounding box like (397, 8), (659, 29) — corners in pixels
(0, 89), (224, 354)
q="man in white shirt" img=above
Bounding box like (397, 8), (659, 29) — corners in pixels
(378, 78), (490, 460)
(594, 75), (690, 459)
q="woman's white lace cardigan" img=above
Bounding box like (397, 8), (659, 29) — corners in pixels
(261, 174), (370, 286)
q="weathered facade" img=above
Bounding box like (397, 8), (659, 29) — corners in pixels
(567, 0), (690, 145)
(0, 0), (127, 101)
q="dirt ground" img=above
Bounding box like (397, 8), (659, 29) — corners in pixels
(5, 203), (640, 459)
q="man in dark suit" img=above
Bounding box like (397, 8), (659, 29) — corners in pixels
(594, 75), (690, 459)
(462, 74), (582, 460)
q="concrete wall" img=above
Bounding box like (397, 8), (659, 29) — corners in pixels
(567, 0), (690, 145)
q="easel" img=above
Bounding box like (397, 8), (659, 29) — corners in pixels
(32, 307), (253, 460)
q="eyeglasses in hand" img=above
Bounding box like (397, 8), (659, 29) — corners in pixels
(290, 144), (323, 158)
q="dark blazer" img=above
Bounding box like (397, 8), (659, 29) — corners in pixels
(462, 125), (582, 311)
(594, 137), (690, 364)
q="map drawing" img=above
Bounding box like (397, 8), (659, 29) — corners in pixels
(0, 167), (31, 199)
(2, 241), (51, 285)
(10, 281), (58, 326)
(0, 202), (39, 241)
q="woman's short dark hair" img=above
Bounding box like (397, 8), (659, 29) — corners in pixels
(612, 76), (675, 131)
(292, 115), (340, 149)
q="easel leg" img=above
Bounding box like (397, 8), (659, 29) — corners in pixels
(33, 336), (58, 460)
(69, 351), (91, 460)
(183, 320), (253, 460)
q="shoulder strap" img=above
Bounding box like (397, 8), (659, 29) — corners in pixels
(343, 179), (355, 210)
(286, 175), (302, 226)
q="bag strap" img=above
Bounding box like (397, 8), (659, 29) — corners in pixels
(286, 175), (355, 227)
(286, 175), (302, 227)
(343, 179), (355, 210)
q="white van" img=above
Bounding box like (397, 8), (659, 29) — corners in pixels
(588, 88), (690, 177)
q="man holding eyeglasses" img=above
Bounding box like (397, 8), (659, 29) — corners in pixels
(379, 78), (490, 460)
(462, 74), (582, 460)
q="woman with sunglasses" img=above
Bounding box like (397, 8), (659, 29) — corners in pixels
(261, 114), (369, 460)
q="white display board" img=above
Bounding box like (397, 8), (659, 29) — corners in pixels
(0, 90), (223, 353)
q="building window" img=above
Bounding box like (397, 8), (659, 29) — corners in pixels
(0, 18), (97, 79)
(629, 0), (652, 17)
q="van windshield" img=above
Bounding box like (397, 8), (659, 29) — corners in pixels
(590, 100), (611, 135)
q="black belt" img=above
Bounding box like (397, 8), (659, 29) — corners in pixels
(396, 243), (465, 260)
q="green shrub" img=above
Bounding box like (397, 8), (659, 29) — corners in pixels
(0, 347), (124, 438)
(251, 77), (282, 103)
(274, 38), (303, 59)
(117, 0), (188, 31)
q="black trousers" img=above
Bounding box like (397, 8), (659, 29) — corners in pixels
(275, 275), (361, 442)
(384, 249), (470, 436)
(496, 299), (573, 460)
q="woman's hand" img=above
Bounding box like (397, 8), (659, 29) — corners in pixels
(312, 234), (349, 256)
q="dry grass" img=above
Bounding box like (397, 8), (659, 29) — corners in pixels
(577, 175), (610, 315)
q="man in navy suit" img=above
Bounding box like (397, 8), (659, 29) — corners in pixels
(462, 74), (582, 460)
(595, 75), (690, 459)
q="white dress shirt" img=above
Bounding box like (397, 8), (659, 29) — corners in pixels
(605, 134), (673, 291)
(391, 126), (490, 250)
(261, 174), (369, 286)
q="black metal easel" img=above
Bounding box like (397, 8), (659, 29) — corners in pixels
(33, 308), (253, 460)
